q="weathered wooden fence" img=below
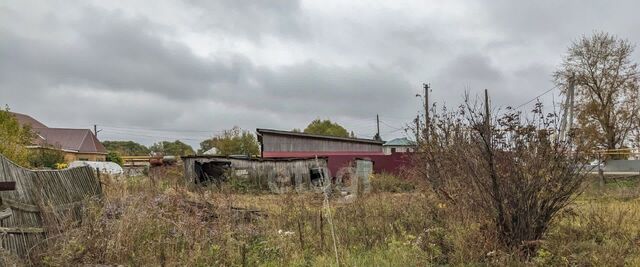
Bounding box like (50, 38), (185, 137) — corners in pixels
(0, 153), (102, 259)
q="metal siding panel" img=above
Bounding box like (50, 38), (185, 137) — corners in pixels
(260, 133), (382, 153)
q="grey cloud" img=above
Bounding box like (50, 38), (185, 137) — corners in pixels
(0, 1), (416, 146)
(434, 53), (504, 101)
(187, 0), (307, 41)
(482, 0), (640, 48)
(256, 62), (414, 118)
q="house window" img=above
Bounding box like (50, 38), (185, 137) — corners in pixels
(391, 148), (396, 153)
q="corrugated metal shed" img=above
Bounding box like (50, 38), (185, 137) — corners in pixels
(257, 128), (384, 158)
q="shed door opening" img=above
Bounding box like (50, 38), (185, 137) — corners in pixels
(195, 161), (231, 184)
(309, 167), (326, 187)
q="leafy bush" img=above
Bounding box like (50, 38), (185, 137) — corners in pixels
(149, 140), (194, 156)
(106, 151), (124, 166)
(0, 107), (33, 166)
(28, 148), (65, 169)
(102, 140), (150, 156)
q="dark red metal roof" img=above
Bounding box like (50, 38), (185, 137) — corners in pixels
(34, 128), (107, 154)
(9, 112), (47, 129)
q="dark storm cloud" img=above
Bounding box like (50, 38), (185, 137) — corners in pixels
(0, 7), (243, 101)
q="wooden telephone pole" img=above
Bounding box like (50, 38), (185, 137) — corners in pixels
(423, 83), (430, 140)
(374, 114), (381, 141)
(415, 116), (420, 144)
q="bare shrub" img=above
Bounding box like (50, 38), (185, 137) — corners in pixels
(414, 95), (590, 256)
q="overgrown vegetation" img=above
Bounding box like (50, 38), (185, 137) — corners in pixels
(198, 126), (260, 156)
(0, 107), (33, 166)
(149, 140), (195, 157)
(102, 140), (151, 156)
(106, 151), (124, 166)
(27, 147), (66, 169)
(21, 169), (640, 266)
(413, 95), (590, 258)
(370, 173), (416, 193)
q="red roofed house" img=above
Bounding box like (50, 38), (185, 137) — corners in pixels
(10, 112), (107, 162)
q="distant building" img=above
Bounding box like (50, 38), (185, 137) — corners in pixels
(10, 112), (107, 162)
(383, 137), (416, 155)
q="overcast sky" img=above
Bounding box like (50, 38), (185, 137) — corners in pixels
(2, 0), (639, 148)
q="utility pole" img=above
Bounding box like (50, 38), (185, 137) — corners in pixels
(414, 115), (420, 144)
(484, 89), (505, 228)
(560, 73), (576, 141)
(94, 124), (102, 138)
(567, 75), (575, 137)
(484, 89), (491, 137)
(423, 83), (430, 140)
(375, 114), (381, 141)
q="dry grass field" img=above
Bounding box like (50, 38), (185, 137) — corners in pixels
(7, 168), (639, 266)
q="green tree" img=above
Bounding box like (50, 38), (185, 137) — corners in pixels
(199, 127), (259, 156)
(150, 140), (195, 157)
(303, 119), (350, 137)
(0, 107), (33, 166)
(102, 140), (150, 156)
(106, 151), (124, 166)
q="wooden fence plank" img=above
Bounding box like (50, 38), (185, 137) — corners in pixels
(0, 153), (102, 259)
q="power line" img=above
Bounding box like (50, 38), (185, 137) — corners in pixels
(101, 128), (215, 139)
(381, 127), (406, 135)
(100, 125), (226, 134)
(101, 129), (209, 141)
(513, 86), (558, 110)
(379, 120), (405, 131)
